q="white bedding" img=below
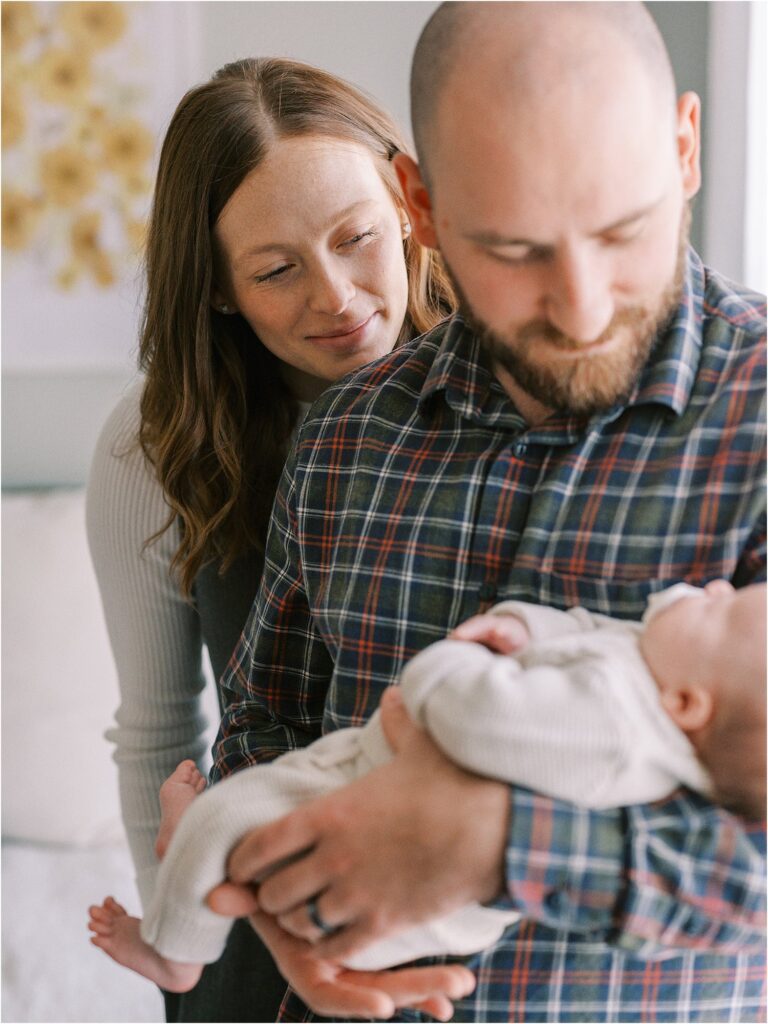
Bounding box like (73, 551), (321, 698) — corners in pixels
(1, 487), (165, 1022)
(0, 449), (213, 1023)
(2, 839), (164, 1023)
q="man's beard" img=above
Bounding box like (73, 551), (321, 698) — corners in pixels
(447, 204), (690, 418)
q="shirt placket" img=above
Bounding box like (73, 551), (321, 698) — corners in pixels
(463, 416), (587, 615)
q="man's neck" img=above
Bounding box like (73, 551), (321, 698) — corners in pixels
(493, 362), (554, 427)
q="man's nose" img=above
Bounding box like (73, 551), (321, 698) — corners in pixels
(545, 247), (615, 343)
(307, 261), (355, 316)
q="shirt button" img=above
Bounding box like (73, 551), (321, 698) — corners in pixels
(545, 888), (570, 914)
(514, 441), (528, 456)
(478, 581), (498, 602)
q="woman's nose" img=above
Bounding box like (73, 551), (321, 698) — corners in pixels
(306, 262), (355, 316)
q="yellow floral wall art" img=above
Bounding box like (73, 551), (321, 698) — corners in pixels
(1, 1), (154, 291)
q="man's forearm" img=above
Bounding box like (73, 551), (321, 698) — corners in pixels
(502, 787), (766, 957)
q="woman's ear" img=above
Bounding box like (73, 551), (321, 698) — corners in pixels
(660, 684), (713, 734)
(393, 153), (439, 249)
(210, 287), (236, 315)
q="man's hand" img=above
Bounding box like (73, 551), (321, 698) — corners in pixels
(231, 902), (476, 1021)
(449, 612), (530, 653)
(212, 688), (509, 963)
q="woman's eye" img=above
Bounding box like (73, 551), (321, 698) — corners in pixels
(254, 265), (291, 283)
(342, 229), (376, 248)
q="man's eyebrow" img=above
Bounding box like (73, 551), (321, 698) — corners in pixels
(233, 200), (376, 267)
(594, 198), (665, 235)
(463, 198), (665, 249)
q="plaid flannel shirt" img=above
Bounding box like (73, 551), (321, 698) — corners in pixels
(215, 249), (767, 1022)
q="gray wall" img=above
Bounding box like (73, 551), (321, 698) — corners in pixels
(647, 2), (710, 255)
(198, 1), (440, 142)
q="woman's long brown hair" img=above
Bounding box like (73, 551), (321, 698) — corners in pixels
(139, 57), (455, 596)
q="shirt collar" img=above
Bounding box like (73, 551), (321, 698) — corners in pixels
(628, 246), (704, 417)
(420, 247), (704, 427)
(420, 316), (526, 429)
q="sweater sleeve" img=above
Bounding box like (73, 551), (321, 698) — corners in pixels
(85, 384), (211, 910)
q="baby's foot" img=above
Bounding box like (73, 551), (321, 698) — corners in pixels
(156, 760), (207, 859)
(87, 896), (202, 993)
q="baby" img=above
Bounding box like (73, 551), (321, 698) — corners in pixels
(88, 580), (766, 992)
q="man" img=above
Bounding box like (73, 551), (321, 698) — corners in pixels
(211, 3), (766, 1020)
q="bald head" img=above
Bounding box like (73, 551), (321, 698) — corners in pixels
(411, 1), (677, 175)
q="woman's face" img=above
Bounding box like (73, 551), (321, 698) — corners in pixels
(212, 135), (410, 400)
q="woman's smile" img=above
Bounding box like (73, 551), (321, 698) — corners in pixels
(306, 311), (379, 345)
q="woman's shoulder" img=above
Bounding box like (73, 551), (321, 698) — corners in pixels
(94, 378), (144, 451)
(87, 377), (161, 502)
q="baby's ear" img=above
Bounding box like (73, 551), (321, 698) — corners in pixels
(660, 686), (714, 733)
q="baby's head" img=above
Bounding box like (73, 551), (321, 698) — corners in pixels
(640, 581), (766, 820)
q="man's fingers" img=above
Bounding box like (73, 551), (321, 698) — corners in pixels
(226, 811), (317, 884)
(257, 846), (332, 916)
(311, 915), (391, 962)
(206, 880), (259, 917)
(412, 995), (456, 1021)
(311, 979), (396, 1020)
(348, 963), (476, 1003)
(276, 895), (345, 941)
(343, 963), (475, 1020)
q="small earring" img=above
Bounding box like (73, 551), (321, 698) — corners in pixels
(219, 304), (232, 314)
(402, 221), (412, 239)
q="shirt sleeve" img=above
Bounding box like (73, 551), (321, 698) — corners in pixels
(86, 386), (211, 910)
(502, 788), (766, 958)
(212, 449), (334, 781)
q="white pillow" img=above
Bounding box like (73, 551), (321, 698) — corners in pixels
(2, 489), (125, 845)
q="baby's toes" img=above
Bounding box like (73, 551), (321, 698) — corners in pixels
(179, 759), (199, 781)
(88, 903), (111, 922)
(104, 896), (127, 917)
(87, 911), (114, 936)
(168, 759), (196, 785)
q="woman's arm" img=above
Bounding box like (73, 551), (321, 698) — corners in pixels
(86, 386), (211, 910)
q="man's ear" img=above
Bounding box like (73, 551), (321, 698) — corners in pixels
(393, 153), (439, 249)
(660, 684), (713, 733)
(676, 91), (701, 201)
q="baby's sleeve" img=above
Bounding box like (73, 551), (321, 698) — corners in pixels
(485, 600), (611, 642)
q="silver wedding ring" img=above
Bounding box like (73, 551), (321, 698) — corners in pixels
(306, 897), (335, 936)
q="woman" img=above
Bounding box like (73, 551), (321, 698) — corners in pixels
(87, 57), (456, 1022)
